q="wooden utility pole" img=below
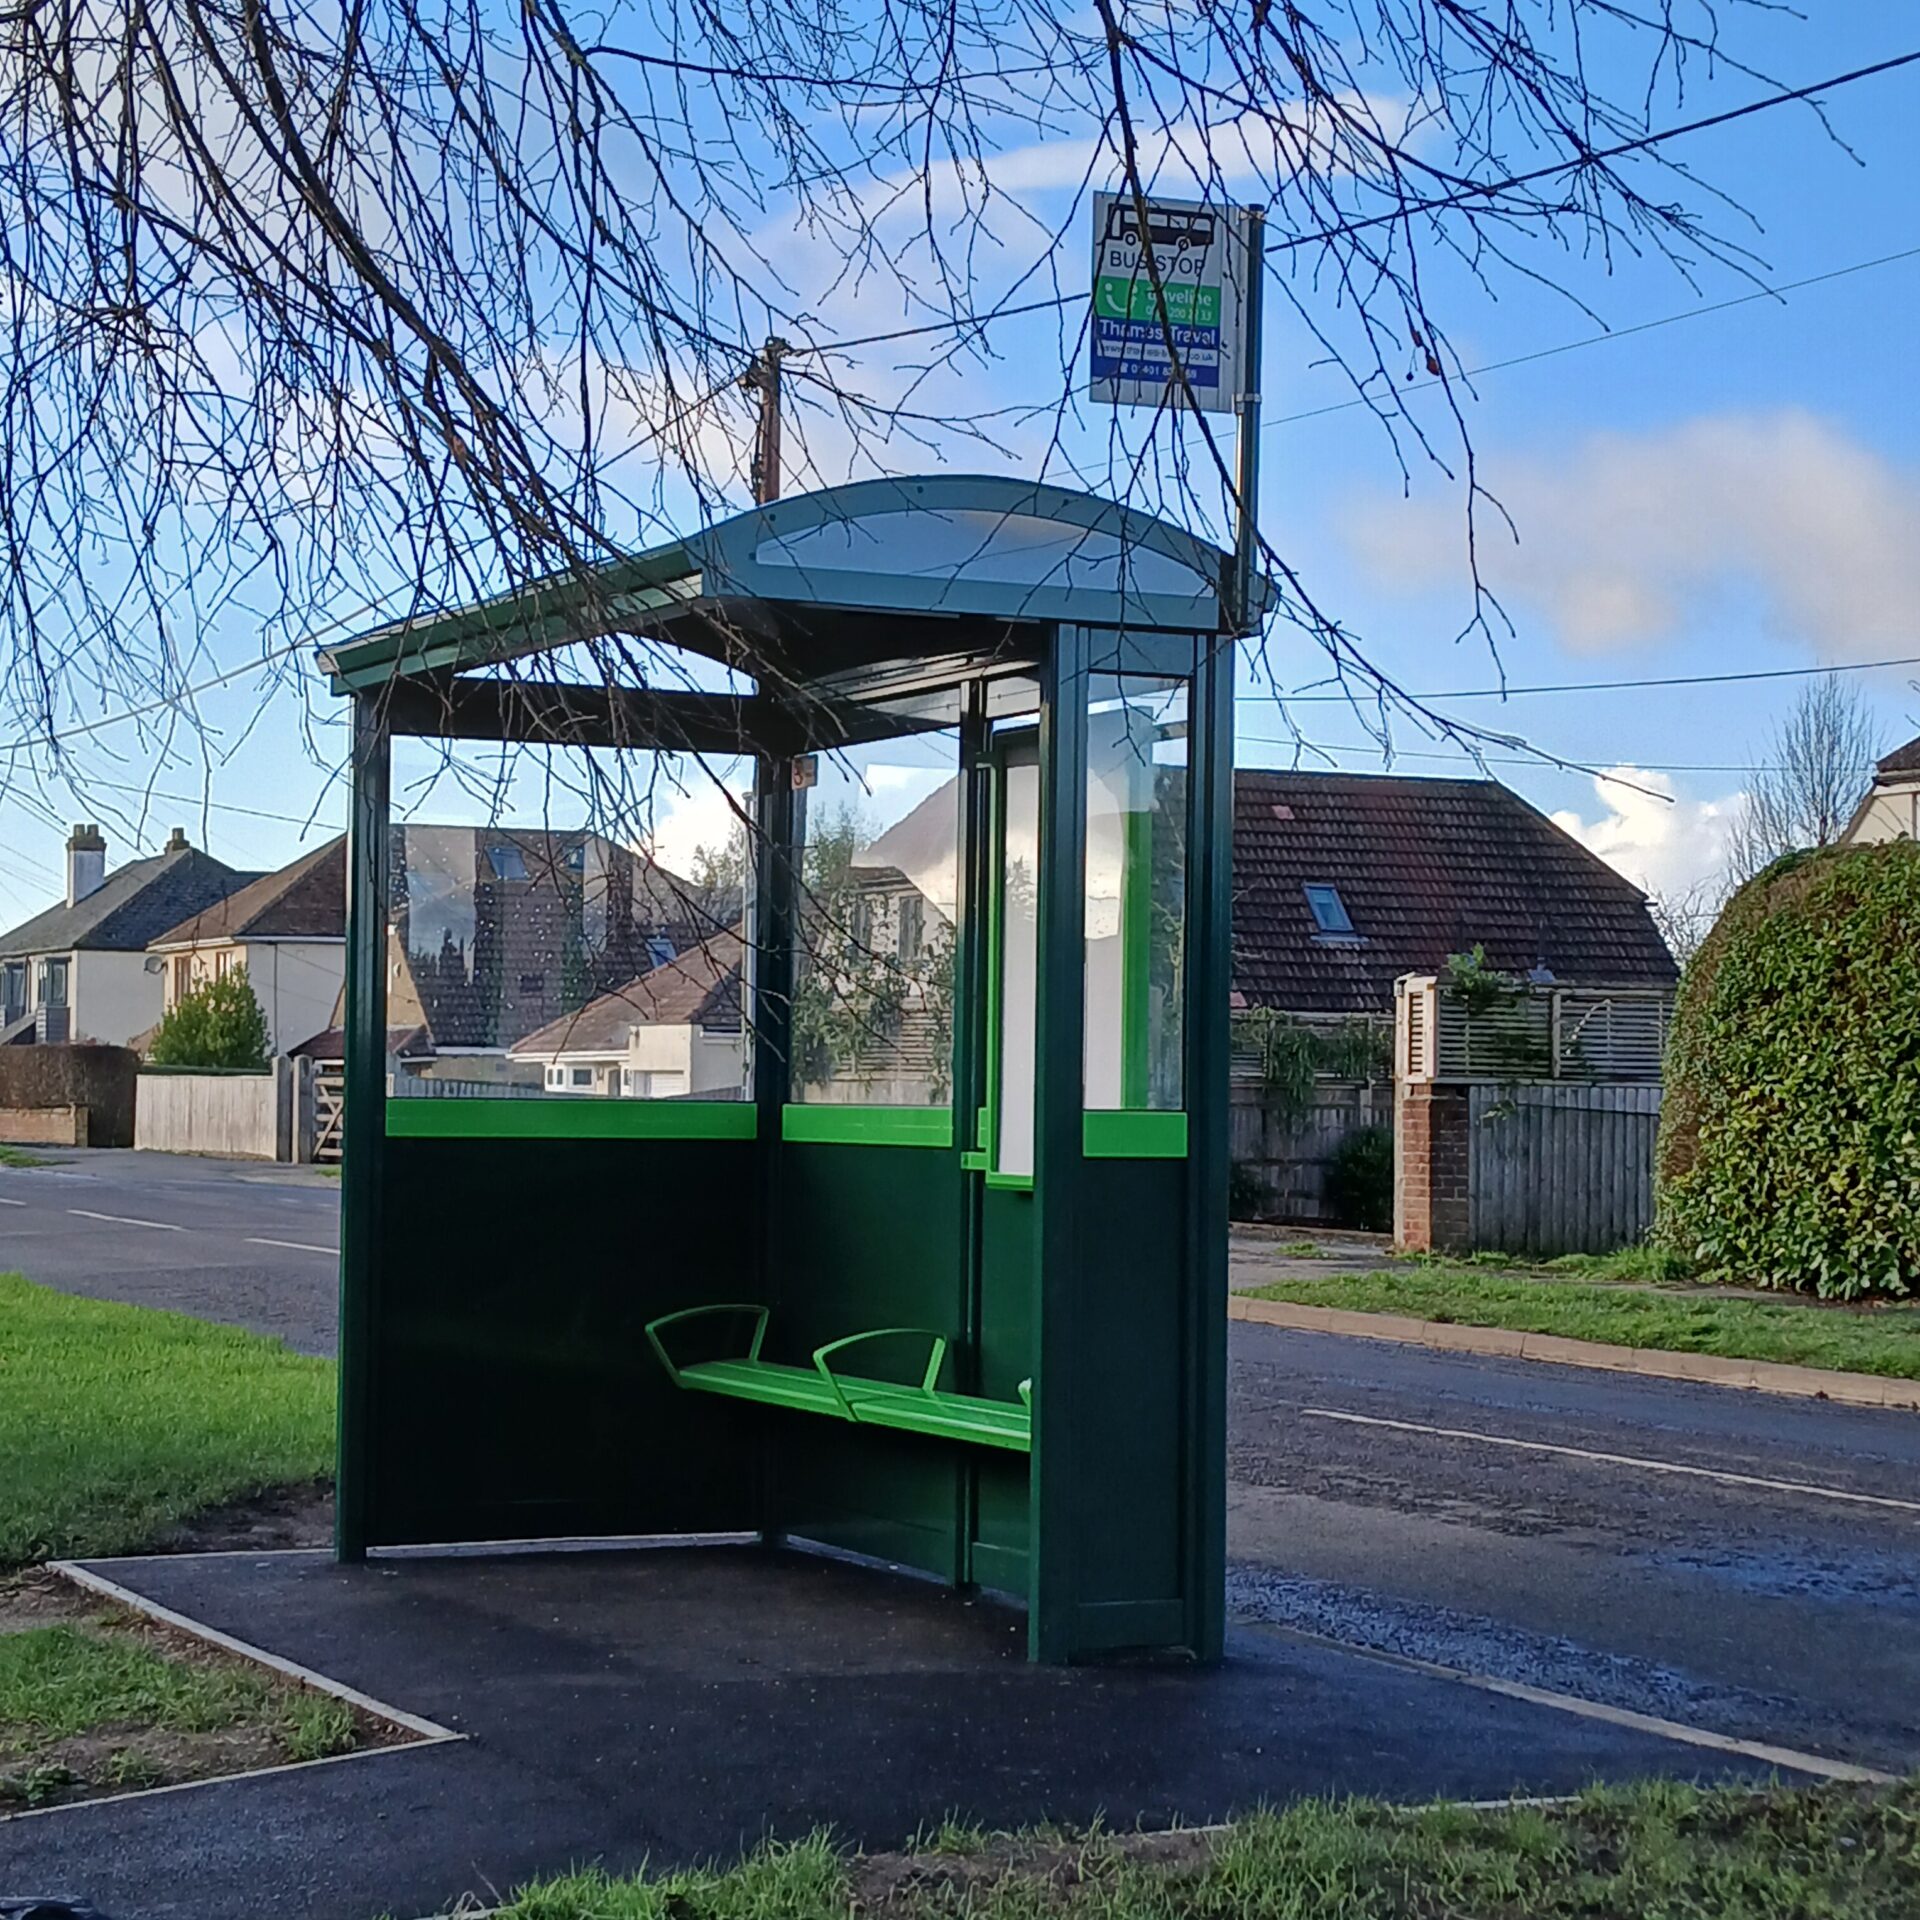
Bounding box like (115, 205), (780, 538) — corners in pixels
(744, 336), (790, 504)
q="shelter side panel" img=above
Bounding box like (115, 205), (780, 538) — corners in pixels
(367, 1136), (760, 1545)
(1057, 1158), (1187, 1616)
(766, 1141), (970, 1581)
(971, 1184), (1037, 1591)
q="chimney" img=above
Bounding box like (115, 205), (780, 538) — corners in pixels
(164, 827), (190, 854)
(65, 824), (106, 908)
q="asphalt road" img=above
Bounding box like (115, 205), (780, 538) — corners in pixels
(0, 1149), (339, 1354)
(5, 1150), (1917, 1777)
(1230, 1320), (1920, 1775)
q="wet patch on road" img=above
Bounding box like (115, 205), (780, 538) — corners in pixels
(1641, 1543), (1920, 1611)
(1225, 1562), (1901, 1761)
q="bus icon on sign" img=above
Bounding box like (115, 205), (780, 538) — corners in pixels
(1103, 202), (1216, 255)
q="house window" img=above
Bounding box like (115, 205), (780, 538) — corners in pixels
(519, 972), (546, 996)
(570, 1066), (594, 1088)
(896, 893), (925, 962)
(214, 948), (237, 980)
(1303, 884), (1356, 936)
(645, 936), (677, 970)
(171, 955), (193, 1003)
(1, 961), (24, 1023)
(487, 844), (528, 881)
(37, 957), (69, 1008)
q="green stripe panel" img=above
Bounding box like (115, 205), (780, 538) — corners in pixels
(780, 1105), (955, 1149)
(1082, 1109), (1188, 1158)
(386, 1098), (757, 1141)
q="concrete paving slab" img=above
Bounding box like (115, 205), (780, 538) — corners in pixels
(0, 1544), (1777, 1920)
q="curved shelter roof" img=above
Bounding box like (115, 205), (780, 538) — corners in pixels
(323, 476), (1267, 699)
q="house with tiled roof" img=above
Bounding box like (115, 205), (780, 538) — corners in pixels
(148, 837), (349, 1056)
(1841, 735), (1920, 846)
(1231, 770), (1678, 1018)
(507, 929), (746, 1098)
(0, 826), (256, 1047)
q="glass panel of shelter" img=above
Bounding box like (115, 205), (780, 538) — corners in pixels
(382, 741), (753, 1104)
(1085, 676), (1189, 1113)
(788, 705), (963, 1107)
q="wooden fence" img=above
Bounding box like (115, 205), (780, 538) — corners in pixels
(1230, 1079), (1388, 1225)
(136, 1059), (318, 1162)
(1466, 1082), (1662, 1256)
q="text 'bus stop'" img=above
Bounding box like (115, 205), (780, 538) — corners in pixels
(323, 475), (1262, 1663)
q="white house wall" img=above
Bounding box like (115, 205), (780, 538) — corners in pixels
(70, 950), (162, 1046)
(1842, 783), (1920, 846)
(245, 940), (346, 1055)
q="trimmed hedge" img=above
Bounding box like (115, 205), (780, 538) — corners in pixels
(1657, 842), (1920, 1298)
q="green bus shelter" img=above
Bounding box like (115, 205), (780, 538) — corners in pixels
(323, 475), (1262, 1664)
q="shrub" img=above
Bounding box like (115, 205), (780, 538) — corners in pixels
(1228, 1160), (1267, 1222)
(1656, 842), (1920, 1299)
(1325, 1125), (1393, 1233)
(147, 967), (271, 1071)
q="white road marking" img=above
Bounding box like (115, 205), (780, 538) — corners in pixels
(0, 1196), (24, 1206)
(247, 1236), (336, 1255)
(1301, 1406), (1920, 1514)
(1264, 1620), (1895, 1785)
(67, 1208), (182, 1232)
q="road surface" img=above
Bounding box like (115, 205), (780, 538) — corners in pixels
(4, 1151), (1916, 1774)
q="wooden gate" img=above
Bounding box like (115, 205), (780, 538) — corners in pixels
(313, 1063), (345, 1163)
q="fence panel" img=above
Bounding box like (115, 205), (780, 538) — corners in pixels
(135, 1066), (287, 1161)
(1468, 1082), (1662, 1256)
(1230, 1080), (1387, 1225)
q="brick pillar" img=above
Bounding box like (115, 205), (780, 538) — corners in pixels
(1395, 1082), (1471, 1252)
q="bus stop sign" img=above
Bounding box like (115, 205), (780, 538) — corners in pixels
(1089, 192), (1254, 414)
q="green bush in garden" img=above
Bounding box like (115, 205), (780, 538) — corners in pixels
(1656, 841), (1920, 1298)
(1325, 1125), (1393, 1233)
(147, 967), (271, 1071)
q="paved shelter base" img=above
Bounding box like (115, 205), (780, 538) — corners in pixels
(2, 1543), (1783, 1920)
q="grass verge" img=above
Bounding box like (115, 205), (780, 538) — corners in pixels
(0, 1145), (49, 1168)
(1247, 1266), (1920, 1379)
(0, 1271), (336, 1565)
(468, 1778), (1920, 1919)
(1, 1572), (380, 1809)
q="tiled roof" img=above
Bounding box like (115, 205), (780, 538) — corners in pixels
(289, 1023), (432, 1061)
(149, 838), (347, 947)
(0, 847), (256, 958)
(1232, 770), (1677, 1015)
(1877, 734), (1920, 777)
(509, 929), (745, 1057)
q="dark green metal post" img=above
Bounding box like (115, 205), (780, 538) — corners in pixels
(751, 755), (797, 1544)
(1182, 633), (1235, 1660)
(951, 683), (991, 1586)
(335, 692), (391, 1562)
(1030, 622), (1089, 1662)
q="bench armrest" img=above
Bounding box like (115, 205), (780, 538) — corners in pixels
(812, 1327), (949, 1420)
(645, 1304), (771, 1386)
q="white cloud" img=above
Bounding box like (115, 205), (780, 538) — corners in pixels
(852, 89), (1398, 217)
(643, 772), (752, 876)
(1345, 410), (1920, 657)
(1551, 766), (1741, 900)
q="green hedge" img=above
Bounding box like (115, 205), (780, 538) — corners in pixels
(1657, 842), (1920, 1298)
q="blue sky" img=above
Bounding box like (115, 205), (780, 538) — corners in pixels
(0, 4), (1915, 920)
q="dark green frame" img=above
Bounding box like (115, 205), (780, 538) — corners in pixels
(332, 477), (1246, 1664)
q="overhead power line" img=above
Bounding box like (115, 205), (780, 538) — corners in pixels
(1248, 651), (1920, 706)
(1264, 243), (1920, 430)
(794, 48), (1920, 358)
(0, 640), (310, 761)
(1239, 737), (1804, 776)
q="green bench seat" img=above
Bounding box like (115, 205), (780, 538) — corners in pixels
(646, 1307), (1031, 1453)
